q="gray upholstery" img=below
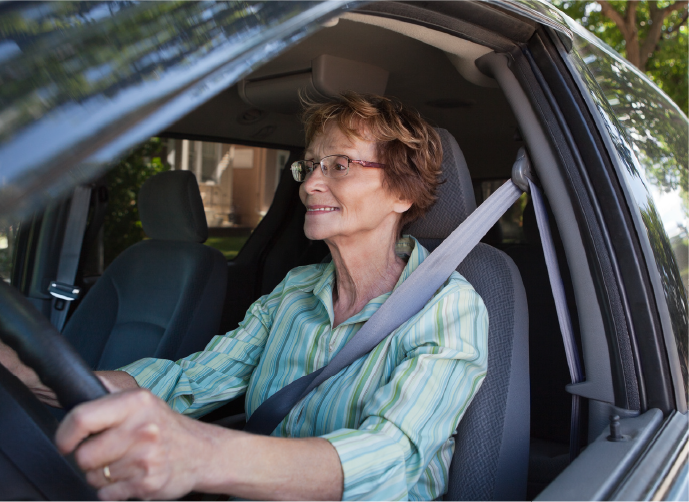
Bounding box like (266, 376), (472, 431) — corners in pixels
(453, 245), (529, 501)
(413, 130), (529, 501)
(406, 129), (476, 239)
(138, 170), (208, 242)
(64, 171), (227, 370)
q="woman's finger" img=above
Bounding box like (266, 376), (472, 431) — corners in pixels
(84, 453), (147, 491)
(74, 418), (159, 472)
(94, 453), (170, 501)
(56, 389), (159, 455)
(97, 477), (140, 502)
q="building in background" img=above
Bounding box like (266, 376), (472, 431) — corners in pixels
(166, 139), (289, 229)
(165, 139), (290, 259)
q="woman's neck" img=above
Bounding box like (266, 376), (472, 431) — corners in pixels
(327, 229), (406, 327)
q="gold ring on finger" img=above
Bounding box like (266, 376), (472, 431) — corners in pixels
(103, 465), (112, 483)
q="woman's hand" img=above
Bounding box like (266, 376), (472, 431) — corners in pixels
(55, 388), (344, 501)
(0, 339), (61, 406)
(0, 339), (138, 407)
(55, 388), (213, 501)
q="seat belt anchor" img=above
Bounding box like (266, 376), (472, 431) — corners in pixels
(49, 281), (81, 302)
(511, 147), (534, 193)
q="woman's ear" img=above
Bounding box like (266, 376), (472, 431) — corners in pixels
(393, 198), (413, 214)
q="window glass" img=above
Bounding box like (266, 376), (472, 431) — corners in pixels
(568, 29), (688, 400)
(475, 180), (528, 245)
(0, 222), (18, 283)
(102, 138), (171, 269)
(98, 138), (289, 269)
(166, 139), (289, 260)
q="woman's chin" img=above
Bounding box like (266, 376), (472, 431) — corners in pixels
(304, 227), (329, 241)
(303, 222), (339, 242)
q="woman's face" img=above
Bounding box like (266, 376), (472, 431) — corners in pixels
(299, 122), (412, 243)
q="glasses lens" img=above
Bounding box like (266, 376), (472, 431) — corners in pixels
(322, 156), (349, 178)
(290, 161), (306, 182)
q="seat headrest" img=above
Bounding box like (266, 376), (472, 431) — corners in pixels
(138, 171), (208, 242)
(405, 128), (476, 239)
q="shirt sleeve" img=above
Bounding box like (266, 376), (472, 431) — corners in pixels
(118, 276), (288, 419)
(321, 280), (489, 501)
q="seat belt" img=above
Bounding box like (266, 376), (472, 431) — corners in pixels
(528, 178), (584, 462)
(245, 149), (584, 453)
(49, 185), (92, 332)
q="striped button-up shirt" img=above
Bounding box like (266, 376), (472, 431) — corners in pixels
(120, 236), (488, 501)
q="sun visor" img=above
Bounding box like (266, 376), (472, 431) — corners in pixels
(238, 55), (389, 114)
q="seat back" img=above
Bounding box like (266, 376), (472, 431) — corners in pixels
(64, 171), (228, 370)
(407, 129), (529, 500)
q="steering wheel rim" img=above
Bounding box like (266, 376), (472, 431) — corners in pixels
(0, 281), (108, 411)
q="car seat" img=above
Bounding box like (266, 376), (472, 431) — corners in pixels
(63, 170), (228, 370)
(406, 129), (529, 501)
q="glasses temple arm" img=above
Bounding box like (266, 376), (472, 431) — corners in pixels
(352, 160), (386, 168)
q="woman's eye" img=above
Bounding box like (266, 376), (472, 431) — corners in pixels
(334, 163), (347, 171)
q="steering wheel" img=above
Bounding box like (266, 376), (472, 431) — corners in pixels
(0, 280), (108, 500)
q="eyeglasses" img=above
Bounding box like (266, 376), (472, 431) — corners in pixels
(290, 155), (385, 182)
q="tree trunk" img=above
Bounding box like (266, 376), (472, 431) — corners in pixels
(639, 3), (665, 69)
(625, 1), (641, 68)
(597, 0), (689, 71)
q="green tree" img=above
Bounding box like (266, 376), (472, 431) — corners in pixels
(551, 1), (688, 115)
(103, 137), (169, 267)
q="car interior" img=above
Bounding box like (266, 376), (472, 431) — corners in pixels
(3, 3), (630, 500)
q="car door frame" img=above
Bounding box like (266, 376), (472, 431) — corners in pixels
(509, 19), (687, 502)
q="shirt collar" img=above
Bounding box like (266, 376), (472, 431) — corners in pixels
(306, 235), (429, 327)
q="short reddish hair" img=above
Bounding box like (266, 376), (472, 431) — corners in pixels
(302, 92), (443, 229)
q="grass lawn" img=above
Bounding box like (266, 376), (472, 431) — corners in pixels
(205, 236), (250, 260)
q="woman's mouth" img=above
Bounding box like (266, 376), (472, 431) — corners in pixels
(306, 206), (339, 214)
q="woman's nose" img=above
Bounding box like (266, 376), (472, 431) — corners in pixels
(302, 164), (328, 193)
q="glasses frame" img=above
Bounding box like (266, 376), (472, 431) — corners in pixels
(291, 155), (385, 182)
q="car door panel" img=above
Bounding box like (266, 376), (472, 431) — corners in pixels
(536, 409), (664, 500)
(611, 411), (688, 501)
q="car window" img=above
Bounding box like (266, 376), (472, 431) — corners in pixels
(96, 138), (170, 271)
(95, 137), (290, 269)
(475, 179), (528, 245)
(568, 30), (689, 400)
(164, 139), (290, 260)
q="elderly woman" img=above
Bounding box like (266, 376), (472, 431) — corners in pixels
(3, 93), (488, 501)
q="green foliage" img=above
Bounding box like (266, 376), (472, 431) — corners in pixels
(204, 236), (250, 260)
(551, 1), (688, 115)
(554, 0), (624, 46)
(103, 138), (169, 267)
(647, 26), (689, 117)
